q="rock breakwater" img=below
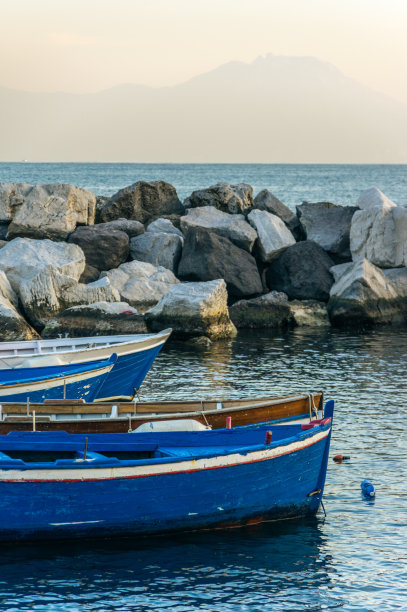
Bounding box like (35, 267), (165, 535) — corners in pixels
(0, 181), (405, 340)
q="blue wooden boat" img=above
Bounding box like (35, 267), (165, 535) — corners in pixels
(0, 401), (333, 541)
(0, 354), (117, 403)
(0, 329), (172, 402)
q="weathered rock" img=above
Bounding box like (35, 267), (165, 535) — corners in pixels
(0, 223), (9, 240)
(0, 295), (39, 340)
(0, 183), (32, 222)
(95, 218), (145, 238)
(247, 209), (296, 262)
(42, 302), (147, 337)
(147, 218), (184, 238)
(328, 259), (407, 326)
(95, 196), (109, 223)
(130, 232), (183, 274)
(7, 184), (96, 241)
(254, 189), (300, 236)
(79, 264), (100, 284)
(101, 260), (179, 312)
(266, 241), (335, 302)
(19, 270), (120, 328)
(297, 202), (357, 261)
(100, 181), (183, 224)
(0, 238), (85, 292)
(350, 202), (407, 268)
(184, 183), (253, 215)
(288, 300), (330, 327)
(229, 291), (292, 328)
(0, 271), (18, 308)
(178, 228), (262, 297)
(68, 226), (129, 271)
(357, 187), (397, 210)
(180, 206), (257, 251)
(145, 279), (237, 339)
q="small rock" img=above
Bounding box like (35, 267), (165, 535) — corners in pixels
(79, 264), (100, 284)
(42, 301), (148, 337)
(184, 183), (253, 215)
(247, 209), (296, 262)
(178, 227), (262, 297)
(288, 300), (330, 327)
(180, 206), (257, 251)
(95, 218), (145, 238)
(130, 232), (183, 274)
(0, 294), (39, 340)
(147, 218), (184, 238)
(100, 181), (183, 224)
(266, 241), (335, 302)
(145, 279), (237, 339)
(68, 226), (129, 271)
(229, 291), (292, 328)
(101, 260), (179, 313)
(254, 189), (300, 237)
(297, 201), (357, 261)
(7, 184), (96, 241)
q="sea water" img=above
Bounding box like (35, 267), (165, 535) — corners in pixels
(0, 162), (407, 208)
(0, 164), (406, 610)
(0, 328), (406, 611)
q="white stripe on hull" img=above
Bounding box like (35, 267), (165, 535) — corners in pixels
(0, 429), (329, 482)
(0, 365), (112, 396)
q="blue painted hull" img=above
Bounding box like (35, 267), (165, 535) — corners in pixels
(94, 344), (166, 401)
(0, 358), (115, 403)
(0, 421), (332, 541)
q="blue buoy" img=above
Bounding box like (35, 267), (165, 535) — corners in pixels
(361, 479), (375, 498)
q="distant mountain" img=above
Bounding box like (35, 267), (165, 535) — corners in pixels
(1, 54), (407, 162)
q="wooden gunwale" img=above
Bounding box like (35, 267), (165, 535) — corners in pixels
(0, 392), (323, 433)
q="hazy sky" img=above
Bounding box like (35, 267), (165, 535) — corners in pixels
(1, 0), (407, 103)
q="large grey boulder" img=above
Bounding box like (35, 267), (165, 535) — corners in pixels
(100, 181), (183, 224)
(130, 232), (183, 274)
(357, 187), (397, 210)
(297, 202), (357, 261)
(350, 199), (407, 268)
(0, 295), (39, 340)
(229, 291), (292, 328)
(145, 279), (237, 339)
(94, 218), (145, 238)
(6, 184), (96, 241)
(328, 259), (407, 326)
(68, 225), (129, 271)
(0, 238), (85, 292)
(266, 241), (335, 301)
(42, 302), (147, 338)
(254, 189), (300, 236)
(147, 218), (184, 238)
(177, 228), (262, 297)
(19, 270), (120, 328)
(180, 206), (257, 252)
(247, 209), (296, 262)
(101, 260), (179, 312)
(0, 183), (32, 222)
(184, 183), (253, 215)
(0, 271), (18, 308)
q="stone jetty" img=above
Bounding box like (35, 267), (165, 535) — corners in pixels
(0, 181), (406, 341)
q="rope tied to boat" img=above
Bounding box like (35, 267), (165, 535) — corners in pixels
(308, 392), (319, 421)
(200, 400), (210, 428)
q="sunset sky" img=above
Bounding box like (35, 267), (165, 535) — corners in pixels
(1, 0), (407, 103)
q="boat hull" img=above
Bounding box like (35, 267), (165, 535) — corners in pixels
(0, 425), (331, 541)
(0, 393), (323, 434)
(0, 360), (115, 403)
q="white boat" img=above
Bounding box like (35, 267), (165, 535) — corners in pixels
(0, 330), (172, 401)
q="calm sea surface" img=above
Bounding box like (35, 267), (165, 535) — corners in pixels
(0, 165), (406, 611)
(0, 162), (407, 209)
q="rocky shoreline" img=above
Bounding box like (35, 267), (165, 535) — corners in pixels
(0, 180), (406, 342)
